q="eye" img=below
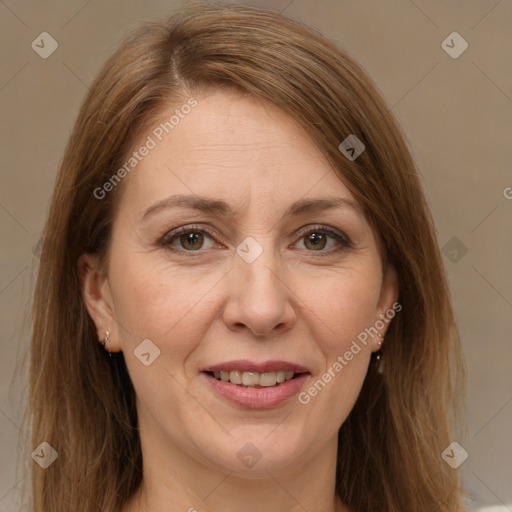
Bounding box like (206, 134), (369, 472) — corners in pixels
(294, 225), (351, 253)
(158, 224), (352, 255)
(160, 226), (218, 252)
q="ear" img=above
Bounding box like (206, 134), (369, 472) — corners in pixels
(374, 265), (400, 345)
(78, 253), (122, 352)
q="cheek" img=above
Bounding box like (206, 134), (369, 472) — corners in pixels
(297, 276), (377, 429)
(298, 266), (382, 351)
(108, 252), (222, 350)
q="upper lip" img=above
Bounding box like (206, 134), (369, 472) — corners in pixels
(202, 360), (310, 374)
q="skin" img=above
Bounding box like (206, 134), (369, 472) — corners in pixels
(80, 89), (399, 512)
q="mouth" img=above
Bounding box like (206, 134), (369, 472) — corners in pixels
(204, 370), (304, 388)
(201, 360), (311, 408)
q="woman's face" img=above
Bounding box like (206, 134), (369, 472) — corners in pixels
(82, 90), (398, 477)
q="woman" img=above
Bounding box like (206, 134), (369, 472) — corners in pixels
(30, 2), (467, 511)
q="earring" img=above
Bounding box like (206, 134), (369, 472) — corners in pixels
(101, 331), (111, 357)
(376, 332), (384, 373)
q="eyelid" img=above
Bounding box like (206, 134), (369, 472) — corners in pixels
(294, 224), (352, 249)
(159, 223), (225, 249)
(159, 223), (352, 255)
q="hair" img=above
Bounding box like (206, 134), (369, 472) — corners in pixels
(28, 2), (467, 511)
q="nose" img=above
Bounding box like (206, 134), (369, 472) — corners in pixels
(222, 245), (297, 337)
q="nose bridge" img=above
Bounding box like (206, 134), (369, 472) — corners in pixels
(240, 243), (279, 290)
(223, 234), (295, 336)
(239, 228), (286, 282)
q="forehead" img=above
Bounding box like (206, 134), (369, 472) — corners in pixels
(117, 90), (358, 217)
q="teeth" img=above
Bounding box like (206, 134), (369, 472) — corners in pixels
(229, 371), (242, 385)
(212, 370), (298, 387)
(259, 372), (277, 387)
(276, 370), (286, 383)
(242, 371), (260, 386)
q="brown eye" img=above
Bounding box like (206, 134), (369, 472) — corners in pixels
(295, 226), (351, 253)
(177, 231), (205, 250)
(161, 227), (217, 252)
(303, 232), (327, 251)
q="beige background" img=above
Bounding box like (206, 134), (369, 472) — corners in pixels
(1, 1), (511, 510)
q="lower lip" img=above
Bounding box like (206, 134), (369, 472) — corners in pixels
(202, 372), (310, 409)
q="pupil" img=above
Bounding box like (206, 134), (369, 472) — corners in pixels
(306, 232), (326, 250)
(182, 232), (203, 250)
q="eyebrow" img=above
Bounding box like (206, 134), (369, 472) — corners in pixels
(140, 194), (363, 222)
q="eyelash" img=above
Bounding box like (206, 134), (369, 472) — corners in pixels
(158, 224), (352, 257)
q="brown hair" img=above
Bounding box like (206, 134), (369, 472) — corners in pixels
(28, 2), (467, 511)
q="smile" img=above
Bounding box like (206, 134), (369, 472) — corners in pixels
(207, 370), (297, 388)
(201, 360), (311, 408)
